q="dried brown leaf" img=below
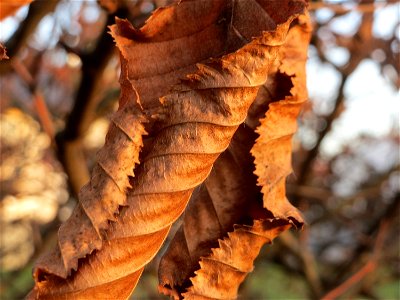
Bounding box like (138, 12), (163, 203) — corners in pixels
(251, 13), (312, 226)
(157, 66), (295, 295)
(158, 13), (311, 299)
(29, 0), (308, 298)
(158, 125), (261, 297)
(32, 69), (147, 279)
(185, 219), (291, 299)
(175, 14), (312, 299)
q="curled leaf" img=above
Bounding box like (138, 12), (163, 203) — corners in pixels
(251, 13), (312, 227)
(184, 219), (291, 299)
(179, 14), (312, 299)
(159, 12), (311, 299)
(33, 69), (147, 280)
(159, 125), (261, 298)
(29, 0), (308, 298)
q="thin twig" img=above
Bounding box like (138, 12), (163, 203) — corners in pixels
(322, 261), (376, 300)
(11, 58), (55, 142)
(297, 73), (347, 185)
(0, 0), (59, 73)
(332, 193), (400, 283)
(279, 230), (323, 299)
(33, 91), (55, 140)
(296, 3), (375, 187)
(321, 220), (390, 300)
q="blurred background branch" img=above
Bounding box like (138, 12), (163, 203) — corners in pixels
(0, 0), (59, 73)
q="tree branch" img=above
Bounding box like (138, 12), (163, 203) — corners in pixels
(321, 220), (390, 300)
(0, 0), (59, 73)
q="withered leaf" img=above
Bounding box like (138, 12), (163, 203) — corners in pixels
(159, 125), (261, 298)
(185, 219), (291, 299)
(31, 70), (148, 280)
(187, 16), (312, 300)
(159, 13), (311, 300)
(29, 0), (309, 298)
(251, 13), (312, 226)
